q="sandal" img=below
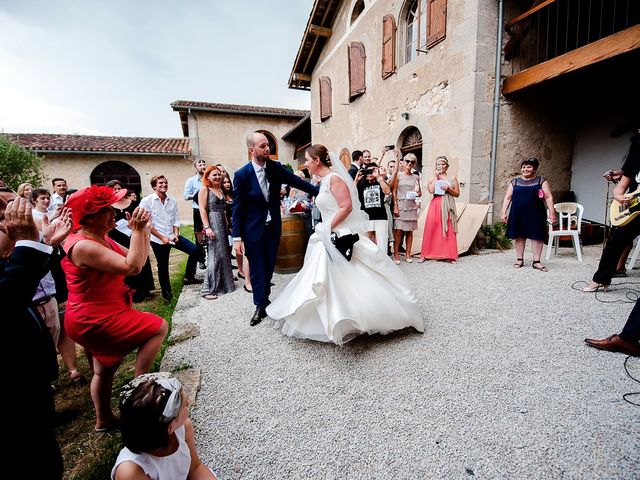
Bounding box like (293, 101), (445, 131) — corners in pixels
(95, 417), (119, 432)
(513, 258), (524, 268)
(532, 261), (548, 272)
(69, 369), (85, 384)
(202, 294), (218, 300)
(417, 257), (427, 264)
(581, 281), (608, 293)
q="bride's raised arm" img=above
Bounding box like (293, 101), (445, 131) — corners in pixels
(329, 175), (353, 230)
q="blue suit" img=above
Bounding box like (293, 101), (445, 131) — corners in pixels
(232, 160), (319, 308)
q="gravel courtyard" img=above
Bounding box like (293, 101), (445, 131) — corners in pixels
(163, 245), (640, 479)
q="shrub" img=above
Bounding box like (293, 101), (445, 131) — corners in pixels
(0, 136), (46, 189)
(481, 222), (512, 250)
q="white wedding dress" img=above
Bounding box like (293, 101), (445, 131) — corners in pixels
(266, 172), (424, 345)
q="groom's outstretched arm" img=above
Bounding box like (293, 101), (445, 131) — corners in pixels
(278, 164), (320, 198)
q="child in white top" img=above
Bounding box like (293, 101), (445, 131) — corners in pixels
(111, 372), (216, 480)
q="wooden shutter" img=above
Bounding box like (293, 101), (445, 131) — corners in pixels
(319, 76), (332, 121)
(348, 42), (366, 99)
(339, 148), (351, 169)
(426, 0), (447, 48)
(381, 14), (396, 79)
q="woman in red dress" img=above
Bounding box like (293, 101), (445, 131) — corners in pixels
(62, 186), (168, 431)
(419, 156), (460, 263)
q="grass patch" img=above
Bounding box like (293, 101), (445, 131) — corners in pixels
(57, 225), (195, 479)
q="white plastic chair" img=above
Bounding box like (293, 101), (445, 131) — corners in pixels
(626, 237), (640, 270)
(546, 202), (583, 262)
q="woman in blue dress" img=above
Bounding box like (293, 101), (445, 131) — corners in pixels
(500, 157), (556, 271)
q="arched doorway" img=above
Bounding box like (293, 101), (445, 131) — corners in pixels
(398, 126), (423, 173)
(90, 161), (142, 197)
(247, 130), (279, 160)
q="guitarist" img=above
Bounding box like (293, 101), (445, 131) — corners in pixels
(603, 168), (636, 276)
(583, 129), (640, 292)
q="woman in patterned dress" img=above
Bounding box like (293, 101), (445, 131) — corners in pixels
(198, 166), (236, 300)
(391, 153), (422, 263)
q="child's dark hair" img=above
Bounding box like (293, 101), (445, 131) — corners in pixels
(119, 375), (178, 453)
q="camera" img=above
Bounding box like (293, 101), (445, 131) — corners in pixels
(361, 168), (374, 176)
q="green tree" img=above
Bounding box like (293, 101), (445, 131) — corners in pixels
(0, 136), (45, 190)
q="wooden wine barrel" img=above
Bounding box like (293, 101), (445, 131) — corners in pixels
(275, 214), (307, 274)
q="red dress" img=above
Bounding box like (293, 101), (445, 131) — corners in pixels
(420, 195), (458, 261)
(62, 233), (164, 367)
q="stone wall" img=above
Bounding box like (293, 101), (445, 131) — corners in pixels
(186, 111), (302, 174)
(41, 152), (196, 223)
(309, 0), (498, 203)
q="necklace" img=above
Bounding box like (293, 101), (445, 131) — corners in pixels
(80, 230), (112, 249)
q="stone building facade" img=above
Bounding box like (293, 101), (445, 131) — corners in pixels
(171, 101), (309, 174)
(3, 133), (195, 222)
(289, 0), (639, 223)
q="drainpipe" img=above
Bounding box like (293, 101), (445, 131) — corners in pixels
(487, 0), (504, 225)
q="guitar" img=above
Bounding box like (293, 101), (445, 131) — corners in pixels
(610, 187), (640, 227)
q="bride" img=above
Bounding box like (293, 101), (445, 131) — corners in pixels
(266, 144), (424, 345)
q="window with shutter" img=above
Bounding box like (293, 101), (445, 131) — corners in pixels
(319, 76), (332, 121)
(382, 14), (396, 79)
(348, 42), (366, 100)
(426, 0), (446, 48)
(402, 0), (446, 64)
(404, 0), (427, 64)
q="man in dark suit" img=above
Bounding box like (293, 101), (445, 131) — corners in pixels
(0, 193), (73, 479)
(348, 150), (364, 179)
(232, 132), (319, 326)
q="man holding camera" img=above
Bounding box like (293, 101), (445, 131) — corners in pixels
(356, 163), (391, 253)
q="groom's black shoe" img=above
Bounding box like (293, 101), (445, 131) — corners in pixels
(250, 307), (268, 326)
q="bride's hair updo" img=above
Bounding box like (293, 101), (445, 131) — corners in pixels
(306, 144), (331, 166)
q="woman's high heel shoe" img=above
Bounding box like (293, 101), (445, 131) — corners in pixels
(582, 281), (608, 293)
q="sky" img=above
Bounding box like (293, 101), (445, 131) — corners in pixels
(0, 0), (314, 138)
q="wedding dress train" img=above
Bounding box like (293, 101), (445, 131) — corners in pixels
(266, 172), (424, 345)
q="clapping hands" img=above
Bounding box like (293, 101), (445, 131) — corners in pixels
(0, 198), (40, 243)
(42, 207), (73, 248)
(126, 207), (151, 233)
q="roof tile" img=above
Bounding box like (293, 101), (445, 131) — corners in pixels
(2, 133), (191, 155)
(171, 100), (308, 118)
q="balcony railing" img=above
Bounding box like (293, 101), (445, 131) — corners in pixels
(504, 0), (639, 76)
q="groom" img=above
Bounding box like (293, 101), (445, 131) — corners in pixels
(233, 132), (319, 326)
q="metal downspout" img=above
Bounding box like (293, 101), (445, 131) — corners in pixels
(487, 0), (504, 224)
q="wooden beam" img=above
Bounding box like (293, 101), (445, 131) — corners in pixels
(293, 73), (312, 82)
(309, 24), (332, 37)
(506, 0), (556, 30)
(503, 25), (640, 95)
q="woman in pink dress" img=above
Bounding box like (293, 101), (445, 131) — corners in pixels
(419, 156), (460, 263)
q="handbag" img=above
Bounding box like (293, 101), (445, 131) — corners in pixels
(330, 232), (359, 261)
